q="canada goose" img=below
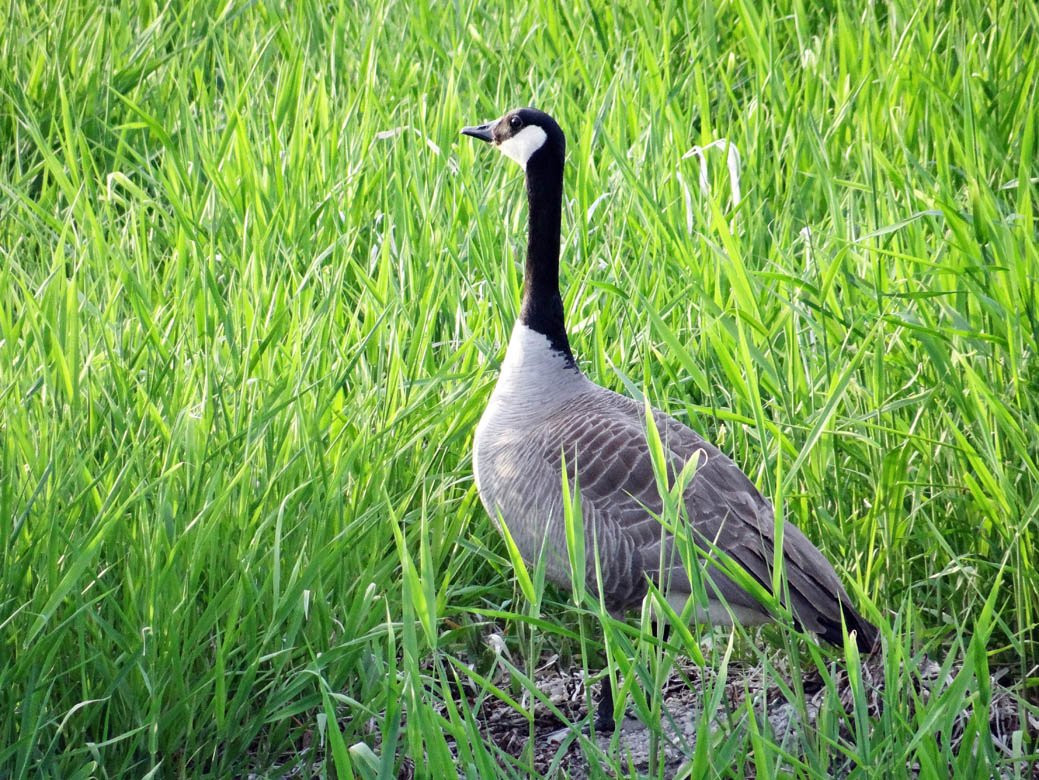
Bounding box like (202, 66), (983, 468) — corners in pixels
(462, 107), (878, 729)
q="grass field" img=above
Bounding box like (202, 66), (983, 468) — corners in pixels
(2, 0), (1038, 776)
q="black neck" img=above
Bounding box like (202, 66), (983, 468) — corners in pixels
(519, 152), (575, 365)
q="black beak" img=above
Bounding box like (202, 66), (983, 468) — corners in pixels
(460, 122), (495, 143)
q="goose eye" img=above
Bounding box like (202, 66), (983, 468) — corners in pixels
(509, 115), (522, 130)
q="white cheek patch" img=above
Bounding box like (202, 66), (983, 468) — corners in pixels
(497, 125), (548, 168)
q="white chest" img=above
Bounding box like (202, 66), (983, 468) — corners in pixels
(473, 322), (588, 496)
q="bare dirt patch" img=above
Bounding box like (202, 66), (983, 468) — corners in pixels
(436, 653), (1038, 779)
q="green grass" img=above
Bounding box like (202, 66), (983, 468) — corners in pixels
(2, 0), (1037, 776)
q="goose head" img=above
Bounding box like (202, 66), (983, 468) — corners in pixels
(461, 108), (566, 170)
